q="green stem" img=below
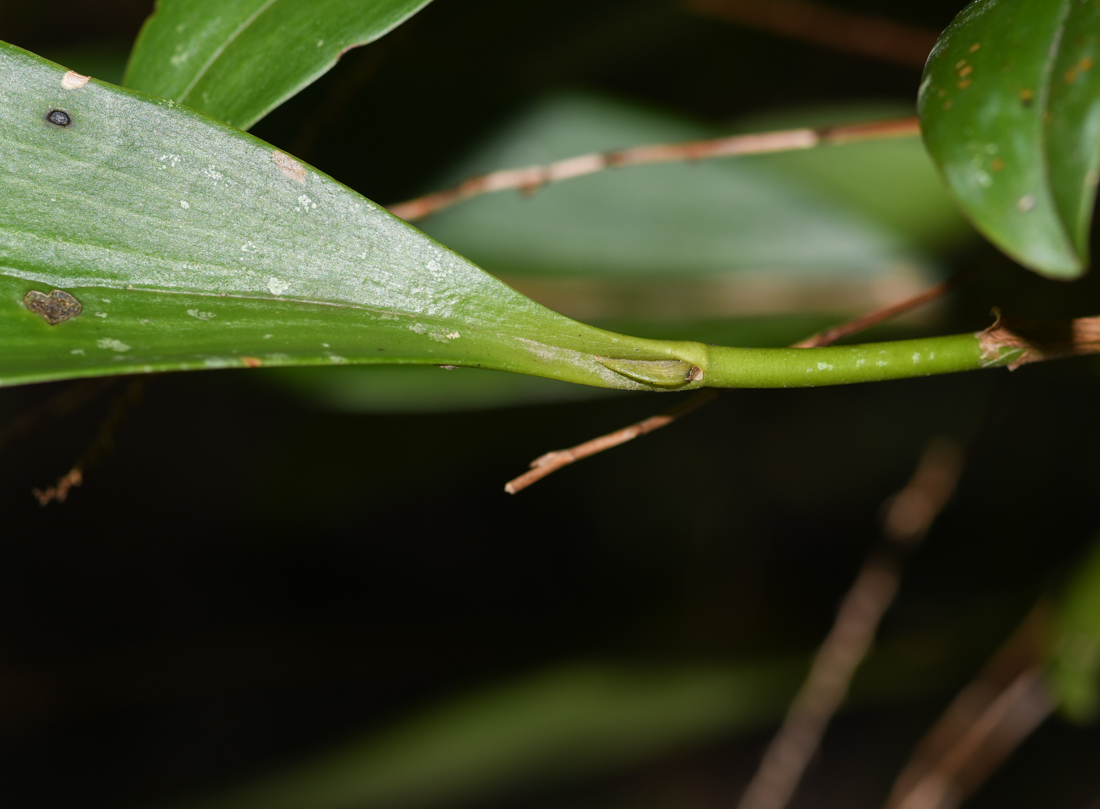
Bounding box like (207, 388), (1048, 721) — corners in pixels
(702, 332), (1009, 388)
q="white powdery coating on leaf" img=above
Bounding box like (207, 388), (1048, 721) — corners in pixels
(97, 338), (130, 352)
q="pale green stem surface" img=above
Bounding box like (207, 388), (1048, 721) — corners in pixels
(701, 332), (1009, 389)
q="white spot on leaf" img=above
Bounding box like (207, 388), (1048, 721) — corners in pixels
(61, 70), (90, 90)
(97, 338), (130, 352)
(187, 309), (216, 321)
(267, 277), (290, 295)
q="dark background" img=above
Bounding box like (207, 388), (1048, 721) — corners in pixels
(2, 2), (1100, 808)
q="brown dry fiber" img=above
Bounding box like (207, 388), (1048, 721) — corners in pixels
(389, 118), (919, 221)
(735, 440), (964, 809)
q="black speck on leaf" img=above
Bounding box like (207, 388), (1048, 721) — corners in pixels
(46, 109), (72, 127)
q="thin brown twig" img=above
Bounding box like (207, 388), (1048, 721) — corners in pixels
(683, 0), (940, 68)
(503, 389), (719, 494)
(32, 378), (146, 506)
(735, 439), (965, 809)
(791, 265), (987, 349)
(388, 117), (919, 222)
(504, 266), (979, 494)
(883, 607), (1054, 809)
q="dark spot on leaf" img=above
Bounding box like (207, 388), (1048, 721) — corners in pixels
(46, 109), (72, 127)
(24, 289), (82, 324)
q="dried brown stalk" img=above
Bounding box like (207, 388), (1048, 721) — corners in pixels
(883, 608), (1054, 809)
(503, 390), (719, 494)
(735, 439), (965, 809)
(388, 117), (919, 221)
(793, 266), (984, 349)
(978, 309), (1100, 371)
(684, 0), (940, 68)
(504, 267), (977, 494)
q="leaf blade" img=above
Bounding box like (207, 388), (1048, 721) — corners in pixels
(123, 0), (434, 130)
(1047, 0), (1100, 258)
(919, 0), (1100, 279)
(1, 42), (702, 391)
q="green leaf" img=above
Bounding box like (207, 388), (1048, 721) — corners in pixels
(1049, 536), (1100, 722)
(0, 43), (704, 392)
(919, 0), (1100, 279)
(123, 0), (434, 131)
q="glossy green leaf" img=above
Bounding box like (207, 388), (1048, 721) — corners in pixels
(0, 43), (706, 392)
(1049, 536), (1100, 722)
(123, 0), (434, 130)
(919, 0), (1100, 279)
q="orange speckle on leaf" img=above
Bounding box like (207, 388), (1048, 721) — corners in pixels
(241, 357), (264, 368)
(957, 79), (972, 89)
(1066, 67), (1079, 84)
(937, 88), (946, 98)
(991, 158), (1005, 171)
(958, 65), (973, 78)
(969, 43), (982, 53)
(1019, 88), (1034, 105)
(1080, 56), (1095, 72)
(943, 100), (953, 110)
(955, 59), (968, 69)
